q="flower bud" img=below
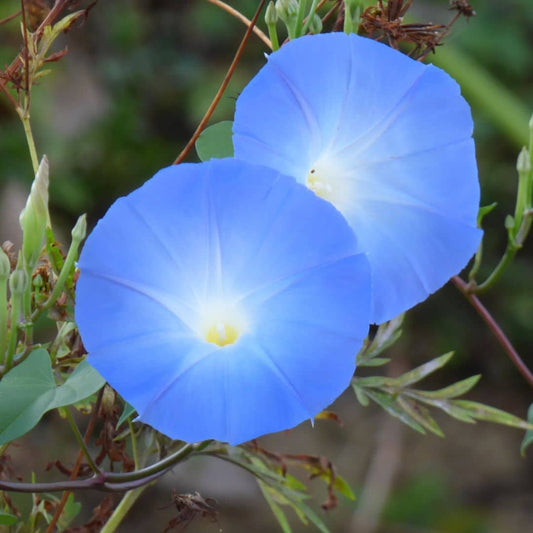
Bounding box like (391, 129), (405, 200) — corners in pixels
(19, 155), (50, 271)
(9, 267), (28, 296)
(276, 0), (298, 23)
(516, 147), (531, 174)
(0, 249), (10, 281)
(71, 214), (87, 244)
(265, 1), (278, 25)
(308, 13), (322, 34)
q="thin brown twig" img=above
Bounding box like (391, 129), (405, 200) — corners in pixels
(0, 9), (21, 25)
(0, 80), (19, 109)
(206, 0), (271, 48)
(0, 0), (68, 92)
(173, 0), (268, 164)
(20, 0), (30, 106)
(321, 0), (340, 25)
(45, 388), (104, 533)
(417, 11), (461, 62)
(452, 275), (533, 387)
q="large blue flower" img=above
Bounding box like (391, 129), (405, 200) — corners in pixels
(233, 32), (482, 324)
(75, 159), (371, 445)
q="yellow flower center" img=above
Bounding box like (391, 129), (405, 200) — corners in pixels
(306, 168), (333, 201)
(205, 322), (240, 347)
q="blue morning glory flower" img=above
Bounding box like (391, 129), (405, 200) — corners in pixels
(75, 159), (371, 445)
(233, 32), (482, 324)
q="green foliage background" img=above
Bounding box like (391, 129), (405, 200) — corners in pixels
(1, 1), (533, 531)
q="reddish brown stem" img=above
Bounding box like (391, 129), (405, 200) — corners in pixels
(45, 389), (104, 533)
(20, 0), (30, 102)
(0, 0), (68, 93)
(173, 0), (267, 164)
(452, 276), (533, 387)
(0, 9), (21, 25)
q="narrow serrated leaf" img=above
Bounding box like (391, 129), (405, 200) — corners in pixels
(358, 316), (403, 361)
(453, 400), (533, 430)
(364, 389), (426, 434)
(413, 375), (481, 400)
(353, 376), (391, 388)
(352, 385), (370, 407)
(391, 352), (454, 387)
(357, 357), (391, 367)
(259, 481), (293, 533)
(396, 397), (444, 437)
(332, 475), (356, 501)
(407, 394), (477, 423)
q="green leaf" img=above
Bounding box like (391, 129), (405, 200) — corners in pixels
(363, 389), (426, 434)
(412, 375), (481, 400)
(332, 474), (356, 501)
(352, 376), (390, 388)
(357, 315), (403, 365)
(259, 481), (293, 533)
(218, 448), (330, 533)
(357, 357), (390, 367)
(0, 512), (19, 526)
(453, 400), (533, 430)
(391, 352), (454, 387)
(520, 404), (533, 456)
(0, 349), (105, 444)
(352, 384), (370, 407)
(477, 202), (498, 226)
(58, 493), (82, 529)
(195, 121), (234, 161)
(396, 397), (444, 437)
(117, 401), (137, 428)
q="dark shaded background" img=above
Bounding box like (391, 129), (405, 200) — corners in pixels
(1, 1), (532, 531)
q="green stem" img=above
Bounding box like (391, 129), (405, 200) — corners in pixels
(101, 486), (148, 533)
(18, 109), (39, 174)
(267, 21), (280, 51)
(0, 440), (214, 493)
(128, 417), (140, 471)
(22, 267), (33, 347)
(5, 289), (21, 371)
(301, 0), (320, 35)
(475, 240), (519, 294)
(31, 216), (86, 323)
(431, 46), (530, 148)
(294, 0), (309, 37)
(0, 278), (8, 364)
(105, 440), (213, 484)
(63, 407), (102, 475)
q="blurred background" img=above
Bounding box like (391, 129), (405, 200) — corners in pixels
(1, 1), (533, 531)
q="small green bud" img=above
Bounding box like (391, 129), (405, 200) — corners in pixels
(33, 273), (44, 289)
(0, 249), (10, 281)
(505, 214), (515, 230)
(276, 0), (298, 22)
(308, 13), (322, 34)
(71, 214), (87, 243)
(19, 155), (50, 270)
(9, 268), (29, 296)
(265, 1), (278, 25)
(517, 147), (531, 174)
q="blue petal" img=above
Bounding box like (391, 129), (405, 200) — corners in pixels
(76, 159), (371, 444)
(233, 33), (482, 324)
